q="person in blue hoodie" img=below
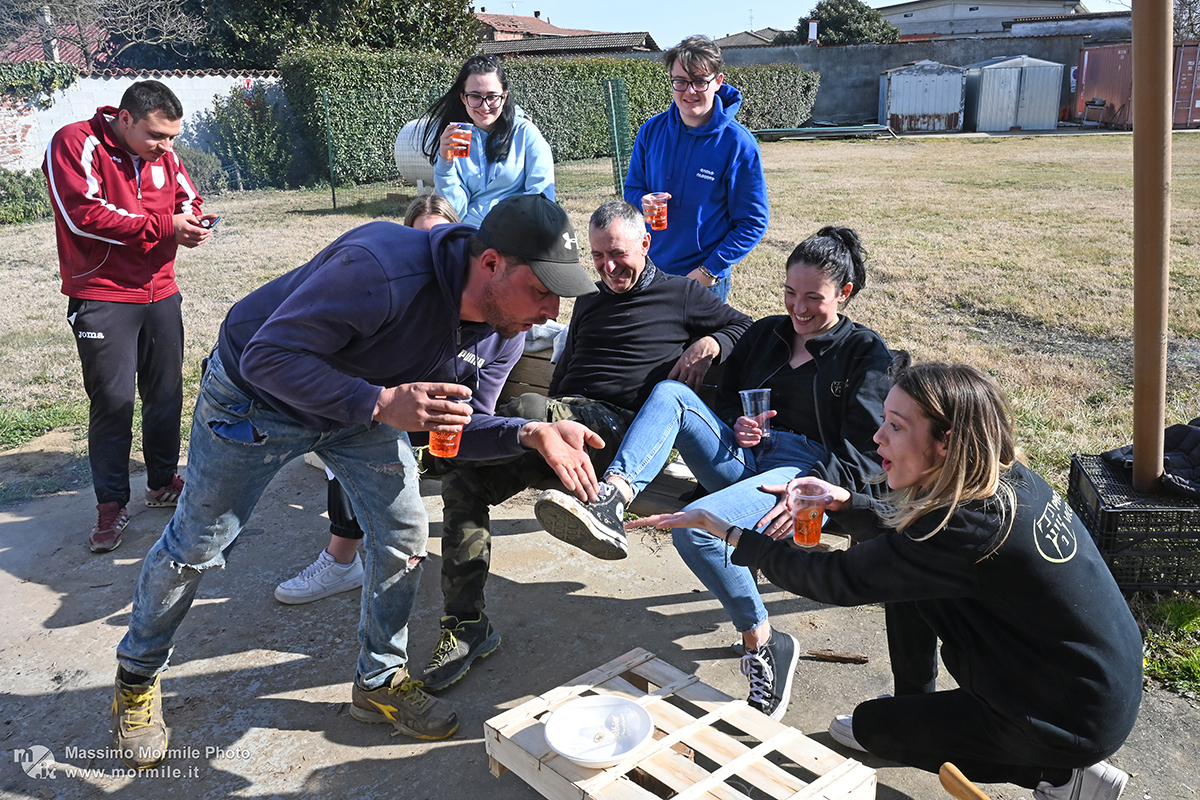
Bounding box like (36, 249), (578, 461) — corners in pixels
(623, 35), (769, 302)
(424, 55), (555, 226)
(107, 195), (601, 770)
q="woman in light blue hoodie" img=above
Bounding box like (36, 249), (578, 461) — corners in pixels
(422, 55), (555, 226)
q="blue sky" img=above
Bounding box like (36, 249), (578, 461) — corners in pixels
(483, 0), (1128, 49)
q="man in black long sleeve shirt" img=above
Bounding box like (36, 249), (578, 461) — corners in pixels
(426, 199), (751, 691)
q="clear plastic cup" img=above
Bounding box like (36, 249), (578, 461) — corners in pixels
(790, 483), (825, 547)
(428, 396), (469, 458)
(449, 123), (474, 159)
(641, 192), (670, 231)
(738, 388), (771, 439)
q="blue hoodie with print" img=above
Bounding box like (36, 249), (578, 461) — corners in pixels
(623, 83), (768, 279)
(216, 221), (529, 461)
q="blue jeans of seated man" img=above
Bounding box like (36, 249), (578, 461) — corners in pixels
(606, 381), (826, 633)
(116, 350), (427, 691)
(707, 273), (730, 303)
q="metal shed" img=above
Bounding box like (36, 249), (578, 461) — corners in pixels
(879, 60), (967, 133)
(963, 55), (1065, 132)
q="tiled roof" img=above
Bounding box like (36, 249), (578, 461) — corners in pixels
(77, 68), (280, 77)
(479, 32), (659, 55)
(714, 28), (787, 47)
(0, 24), (107, 68)
(475, 12), (602, 37)
(1011, 10), (1130, 22)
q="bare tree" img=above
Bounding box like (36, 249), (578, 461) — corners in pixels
(1178, 0), (1200, 41)
(0, 0), (205, 70)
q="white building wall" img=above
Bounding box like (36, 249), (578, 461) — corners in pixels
(1, 72), (281, 173)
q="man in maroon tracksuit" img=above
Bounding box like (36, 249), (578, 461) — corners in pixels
(43, 80), (217, 552)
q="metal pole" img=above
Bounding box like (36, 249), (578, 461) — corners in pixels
(1131, 0), (1173, 493)
(323, 87), (337, 210)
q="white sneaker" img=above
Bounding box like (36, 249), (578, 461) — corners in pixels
(828, 714), (866, 751)
(828, 694), (890, 753)
(274, 550), (364, 604)
(1033, 761), (1129, 800)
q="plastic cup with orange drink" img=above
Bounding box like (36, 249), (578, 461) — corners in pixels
(448, 123), (474, 159)
(428, 396), (470, 458)
(790, 483), (825, 547)
(641, 192), (671, 231)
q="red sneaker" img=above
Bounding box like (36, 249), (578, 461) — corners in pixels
(145, 474), (185, 508)
(89, 502), (130, 552)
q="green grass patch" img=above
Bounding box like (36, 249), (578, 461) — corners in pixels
(0, 401), (88, 450)
(1136, 593), (1200, 696)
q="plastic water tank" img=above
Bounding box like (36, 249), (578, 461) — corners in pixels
(394, 118), (435, 185)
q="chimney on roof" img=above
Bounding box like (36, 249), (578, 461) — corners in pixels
(534, 10), (540, 17)
(38, 5), (60, 62)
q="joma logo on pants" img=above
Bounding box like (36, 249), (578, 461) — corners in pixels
(77, 331), (105, 339)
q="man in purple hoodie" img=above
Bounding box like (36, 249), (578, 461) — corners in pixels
(108, 194), (600, 770)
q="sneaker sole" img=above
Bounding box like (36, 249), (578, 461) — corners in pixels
(144, 498), (179, 508)
(90, 535), (123, 553)
(274, 576), (364, 605)
(423, 630), (502, 692)
(348, 703), (460, 740)
(534, 496), (628, 560)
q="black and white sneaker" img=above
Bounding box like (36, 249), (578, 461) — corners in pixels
(534, 483), (628, 560)
(741, 630), (799, 720)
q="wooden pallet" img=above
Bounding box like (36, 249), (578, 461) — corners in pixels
(485, 648), (876, 800)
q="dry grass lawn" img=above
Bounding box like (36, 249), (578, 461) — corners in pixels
(2, 132), (1198, 501)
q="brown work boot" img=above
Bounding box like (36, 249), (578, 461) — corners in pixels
(111, 671), (168, 769)
(350, 669), (459, 740)
(89, 502), (130, 553)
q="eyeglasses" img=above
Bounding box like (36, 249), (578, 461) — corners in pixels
(670, 76), (717, 93)
(463, 92), (506, 109)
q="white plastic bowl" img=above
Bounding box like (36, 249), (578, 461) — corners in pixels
(543, 695), (655, 769)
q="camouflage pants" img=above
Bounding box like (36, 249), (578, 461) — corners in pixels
(439, 393), (633, 619)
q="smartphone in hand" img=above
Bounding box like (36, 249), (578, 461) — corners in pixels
(200, 216), (222, 229)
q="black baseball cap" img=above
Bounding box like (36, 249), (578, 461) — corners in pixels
(476, 194), (598, 297)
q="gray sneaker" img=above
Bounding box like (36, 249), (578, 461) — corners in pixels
(422, 615), (501, 691)
(534, 483), (628, 560)
(1034, 761), (1129, 800)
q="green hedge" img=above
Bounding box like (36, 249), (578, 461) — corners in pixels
(174, 145), (229, 196)
(280, 48), (818, 186)
(0, 167), (52, 225)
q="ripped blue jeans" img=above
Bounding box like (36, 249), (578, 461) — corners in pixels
(116, 350), (427, 690)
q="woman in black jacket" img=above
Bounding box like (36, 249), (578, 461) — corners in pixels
(629, 362), (1142, 800)
(535, 226), (894, 721)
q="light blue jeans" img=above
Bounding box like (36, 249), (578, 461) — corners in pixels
(117, 351), (428, 690)
(606, 381), (826, 633)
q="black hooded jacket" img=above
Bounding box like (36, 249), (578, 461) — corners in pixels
(714, 314), (894, 499)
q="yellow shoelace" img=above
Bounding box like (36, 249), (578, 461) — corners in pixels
(389, 676), (430, 710)
(118, 686), (157, 730)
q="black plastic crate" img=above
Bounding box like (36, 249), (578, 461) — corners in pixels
(1068, 454), (1200, 591)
